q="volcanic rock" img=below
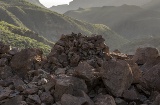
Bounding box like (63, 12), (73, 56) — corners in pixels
(40, 91), (54, 104)
(74, 61), (96, 82)
(101, 60), (133, 97)
(132, 47), (159, 65)
(54, 75), (88, 101)
(152, 94), (160, 105)
(93, 94), (116, 105)
(28, 94), (41, 104)
(61, 91), (94, 105)
(142, 63), (160, 91)
(10, 48), (43, 77)
(0, 88), (12, 101)
(126, 60), (142, 83)
(47, 33), (108, 68)
(140, 56), (160, 72)
(122, 87), (139, 101)
(0, 42), (10, 54)
(0, 66), (13, 80)
(0, 34), (160, 105)
(1, 95), (24, 105)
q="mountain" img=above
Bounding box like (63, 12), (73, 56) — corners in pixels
(50, 0), (151, 13)
(0, 21), (52, 54)
(0, 0), (128, 50)
(65, 5), (160, 40)
(25, 0), (45, 8)
(142, 0), (160, 11)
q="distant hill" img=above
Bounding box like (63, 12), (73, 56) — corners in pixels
(50, 0), (151, 13)
(65, 5), (160, 40)
(0, 21), (52, 54)
(0, 0), (128, 50)
(119, 37), (160, 54)
(142, 0), (160, 11)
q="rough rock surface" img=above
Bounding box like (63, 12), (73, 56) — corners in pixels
(142, 63), (160, 91)
(93, 94), (116, 105)
(101, 60), (133, 97)
(0, 34), (160, 105)
(132, 47), (159, 65)
(10, 48), (43, 77)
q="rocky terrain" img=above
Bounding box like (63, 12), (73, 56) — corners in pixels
(0, 33), (160, 105)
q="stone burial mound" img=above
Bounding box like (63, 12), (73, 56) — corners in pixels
(0, 33), (160, 105)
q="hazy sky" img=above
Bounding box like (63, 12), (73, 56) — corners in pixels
(39, 0), (73, 8)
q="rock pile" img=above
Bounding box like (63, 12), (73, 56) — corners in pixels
(0, 33), (160, 105)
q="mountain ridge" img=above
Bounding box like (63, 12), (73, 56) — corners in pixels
(64, 4), (160, 40)
(50, 0), (151, 13)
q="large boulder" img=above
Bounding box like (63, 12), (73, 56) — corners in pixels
(132, 47), (159, 65)
(101, 60), (133, 97)
(140, 56), (160, 72)
(142, 63), (160, 91)
(74, 61), (96, 82)
(10, 48), (43, 76)
(54, 75), (88, 101)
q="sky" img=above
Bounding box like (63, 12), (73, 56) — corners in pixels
(39, 0), (73, 8)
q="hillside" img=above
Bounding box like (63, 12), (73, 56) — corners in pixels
(65, 5), (160, 40)
(119, 37), (160, 54)
(0, 21), (52, 54)
(0, 0), (128, 50)
(50, 0), (151, 13)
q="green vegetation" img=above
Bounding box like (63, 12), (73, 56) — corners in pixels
(0, 21), (52, 54)
(0, 0), (128, 50)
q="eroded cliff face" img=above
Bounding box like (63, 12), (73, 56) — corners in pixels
(0, 34), (160, 105)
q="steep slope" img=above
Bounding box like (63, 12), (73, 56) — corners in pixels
(65, 5), (160, 40)
(119, 37), (160, 54)
(50, 0), (151, 13)
(0, 0), (128, 50)
(25, 0), (45, 8)
(0, 21), (51, 54)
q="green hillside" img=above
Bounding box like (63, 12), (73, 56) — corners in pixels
(0, 21), (51, 54)
(0, 0), (128, 50)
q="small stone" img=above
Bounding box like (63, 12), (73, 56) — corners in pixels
(28, 94), (41, 104)
(93, 94), (116, 105)
(40, 92), (54, 103)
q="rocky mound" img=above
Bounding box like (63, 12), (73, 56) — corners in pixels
(0, 33), (160, 105)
